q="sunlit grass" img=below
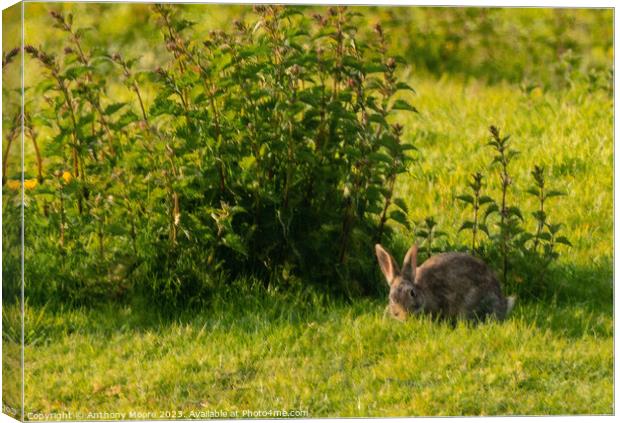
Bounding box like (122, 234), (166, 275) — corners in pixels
(394, 74), (612, 267)
(22, 295), (612, 417)
(18, 73), (613, 417)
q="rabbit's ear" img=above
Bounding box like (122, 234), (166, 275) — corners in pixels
(375, 244), (400, 285)
(401, 244), (418, 282)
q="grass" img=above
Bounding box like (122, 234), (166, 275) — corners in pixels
(395, 73), (612, 264)
(6, 70), (613, 418)
(13, 285), (613, 417)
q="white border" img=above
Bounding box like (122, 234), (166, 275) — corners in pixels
(0, 1), (617, 423)
(0, 0), (617, 8)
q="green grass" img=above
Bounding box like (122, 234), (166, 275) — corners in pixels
(395, 74), (612, 264)
(16, 289), (612, 417)
(9, 72), (613, 417)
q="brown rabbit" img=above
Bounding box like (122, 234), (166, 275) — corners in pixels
(375, 244), (515, 322)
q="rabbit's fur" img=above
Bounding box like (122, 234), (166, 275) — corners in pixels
(375, 244), (515, 322)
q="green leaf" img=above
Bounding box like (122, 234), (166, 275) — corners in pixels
(150, 97), (181, 116)
(400, 144), (417, 152)
(239, 156), (256, 171)
(392, 198), (408, 213)
(104, 102), (126, 115)
(555, 236), (572, 247)
(344, 146), (362, 160)
(63, 65), (91, 80)
(539, 232), (552, 241)
(173, 19), (195, 33)
(393, 55), (407, 65)
(115, 111), (139, 128)
(545, 190), (566, 198)
(342, 55), (362, 71)
(389, 209), (410, 228)
(193, 93), (207, 104)
(377, 133), (400, 152)
(280, 8), (303, 18)
(458, 221), (475, 232)
(346, 11), (364, 18)
(77, 113), (95, 128)
(507, 206), (524, 221)
(391, 99), (418, 113)
(525, 187), (540, 197)
(415, 229), (428, 238)
(520, 233), (534, 242)
(478, 195), (494, 205)
(35, 79), (56, 94)
(367, 113), (388, 127)
(366, 186), (382, 204)
(424, 217), (437, 228)
(456, 194), (474, 204)
(106, 223), (126, 236)
(368, 152), (393, 164)
(363, 63), (386, 74)
(485, 203), (500, 218)
(395, 82), (416, 93)
(506, 149), (520, 161)
(74, 27), (94, 39)
(312, 29), (338, 41)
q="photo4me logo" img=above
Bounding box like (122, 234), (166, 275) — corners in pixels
(188, 409), (310, 418)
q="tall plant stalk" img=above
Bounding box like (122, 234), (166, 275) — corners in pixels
(457, 172), (492, 254)
(1, 112), (20, 186)
(487, 125), (522, 286)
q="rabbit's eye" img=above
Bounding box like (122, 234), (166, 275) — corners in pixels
(409, 290), (415, 298)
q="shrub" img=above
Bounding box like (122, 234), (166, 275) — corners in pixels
(14, 5), (417, 306)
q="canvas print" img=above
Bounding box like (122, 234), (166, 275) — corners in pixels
(1, 1), (614, 419)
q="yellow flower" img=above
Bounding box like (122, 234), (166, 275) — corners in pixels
(5, 179), (20, 190)
(62, 171), (73, 184)
(24, 179), (38, 190)
(530, 87), (543, 99)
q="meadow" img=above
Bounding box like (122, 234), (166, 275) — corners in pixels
(2, 3), (614, 418)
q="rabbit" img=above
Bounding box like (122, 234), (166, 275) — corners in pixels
(375, 243), (515, 322)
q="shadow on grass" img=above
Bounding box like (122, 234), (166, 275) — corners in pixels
(16, 282), (376, 345)
(511, 257), (613, 339)
(15, 256), (613, 344)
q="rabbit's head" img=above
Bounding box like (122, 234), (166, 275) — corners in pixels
(375, 244), (423, 320)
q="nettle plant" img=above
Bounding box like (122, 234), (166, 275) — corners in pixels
(22, 14), (143, 302)
(485, 125), (525, 287)
(414, 216), (447, 260)
(145, 5), (418, 297)
(457, 171), (493, 255)
(14, 5), (417, 305)
(520, 164), (572, 293)
(457, 126), (571, 297)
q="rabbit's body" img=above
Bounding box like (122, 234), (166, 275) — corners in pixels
(414, 252), (510, 320)
(375, 244), (515, 322)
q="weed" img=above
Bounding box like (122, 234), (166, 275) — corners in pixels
(484, 125), (524, 288)
(457, 172), (493, 254)
(414, 216), (447, 260)
(12, 6), (420, 305)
